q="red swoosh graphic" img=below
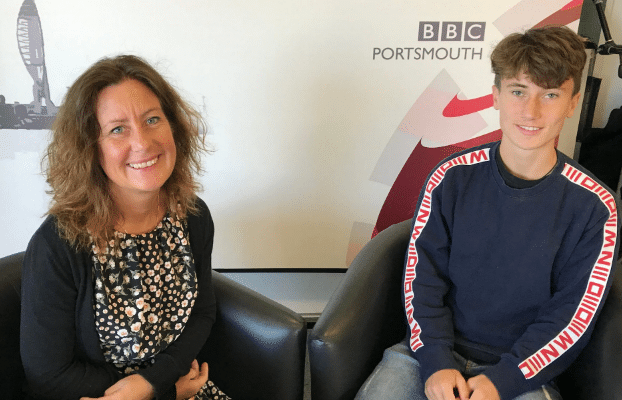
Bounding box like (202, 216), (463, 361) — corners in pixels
(452, 129), (502, 148)
(562, 0), (583, 11)
(442, 94), (494, 117)
(441, 2), (581, 119)
(533, 5), (582, 28)
(372, 1), (584, 239)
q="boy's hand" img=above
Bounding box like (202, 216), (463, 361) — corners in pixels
(425, 369), (470, 400)
(466, 375), (500, 400)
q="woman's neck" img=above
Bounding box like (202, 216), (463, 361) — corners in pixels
(112, 190), (166, 235)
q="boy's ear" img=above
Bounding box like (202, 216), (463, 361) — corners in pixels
(566, 92), (581, 119)
(492, 85), (500, 110)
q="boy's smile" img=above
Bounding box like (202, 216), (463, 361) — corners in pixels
(493, 73), (580, 179)
(493, 73), (580, 156)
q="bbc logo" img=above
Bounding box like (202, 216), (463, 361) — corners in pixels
(418, 22), (486, 41)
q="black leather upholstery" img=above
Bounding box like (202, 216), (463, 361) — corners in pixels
(0, 251), (307, 400)
(0, 253), (25, 400)
(198, 270), (308, 399)
(556, 258), (622, 399)
(308, 219), (622, 400)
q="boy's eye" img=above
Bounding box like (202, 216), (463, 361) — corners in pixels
(511, 90), (523, 96)
(545, 93), (559, 99)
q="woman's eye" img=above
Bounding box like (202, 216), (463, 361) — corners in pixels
(111, 126), (124, 134)
(146, 116), (160, 125)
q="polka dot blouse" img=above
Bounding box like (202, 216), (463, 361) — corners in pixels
(91, 214), (198, 372)
(90, 214), (231, 399)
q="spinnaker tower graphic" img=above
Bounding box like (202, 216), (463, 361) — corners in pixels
(0, 0), (57, 129)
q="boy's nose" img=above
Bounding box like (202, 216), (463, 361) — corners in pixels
(523, 97), (542, 119)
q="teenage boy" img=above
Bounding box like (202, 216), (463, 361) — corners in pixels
(355, 26), (620, 400)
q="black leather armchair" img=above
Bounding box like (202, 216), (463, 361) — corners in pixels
(308, 219), (622, 400)
(0, 251), (307, 400)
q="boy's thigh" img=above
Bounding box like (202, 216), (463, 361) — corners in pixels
(355, 342), (563, 400)
(354, 341), (427, 400)
(512, 384), (562, 400)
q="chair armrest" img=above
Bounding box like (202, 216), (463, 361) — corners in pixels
(198, 271), (307, 400)
(557, 259), (622, 399)
(308, 220), (411, 400)
(0, 252), (26, 400)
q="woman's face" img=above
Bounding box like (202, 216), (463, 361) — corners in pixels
(96, 79), (177, 201)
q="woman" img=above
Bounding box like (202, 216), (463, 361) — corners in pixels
(20, 55), (230, 400)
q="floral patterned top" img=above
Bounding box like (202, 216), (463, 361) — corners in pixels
(91, 214), (198, 374)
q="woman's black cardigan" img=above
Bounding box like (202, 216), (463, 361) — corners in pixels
(20, 198), (216, 400)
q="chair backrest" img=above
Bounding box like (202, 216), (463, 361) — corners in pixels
(311, 216), (622, 400)
(556, 255), (622, 399)
(200, 272), (308, 400)
(0, 252), (26, 400)
(1, 251), (307, 400)
(308, 219), (412, 400)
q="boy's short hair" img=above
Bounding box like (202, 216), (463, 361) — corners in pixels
(491, 25), (586, 94)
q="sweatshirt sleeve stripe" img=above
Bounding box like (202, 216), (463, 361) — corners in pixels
(518, 163), (619, 379)
(404, 148), (491, 353)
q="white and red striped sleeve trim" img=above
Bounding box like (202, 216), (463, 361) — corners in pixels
(518, 163), (619, 379)
(404, 148), (491, 353)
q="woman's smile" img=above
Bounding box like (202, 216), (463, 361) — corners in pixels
(96, 79), (177, 200)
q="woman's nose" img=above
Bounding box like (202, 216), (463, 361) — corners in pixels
(130, 125), (149, 150)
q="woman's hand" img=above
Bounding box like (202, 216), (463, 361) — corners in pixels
(80, 374), (155, 400)
(176, 359), (209, 400)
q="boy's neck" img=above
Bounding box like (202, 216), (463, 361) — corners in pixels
(498, 141), (558, 181)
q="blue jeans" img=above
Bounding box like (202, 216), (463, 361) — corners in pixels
(354, 341), (562, 400)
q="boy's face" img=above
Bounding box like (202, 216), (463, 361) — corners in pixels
(493, 72), (580, 155)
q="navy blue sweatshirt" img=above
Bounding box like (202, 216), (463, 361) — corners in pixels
(403, 141), (620, 399)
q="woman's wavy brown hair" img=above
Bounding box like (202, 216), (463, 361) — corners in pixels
(491, 25), (586, 95)
(45, 54), (210, 249)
